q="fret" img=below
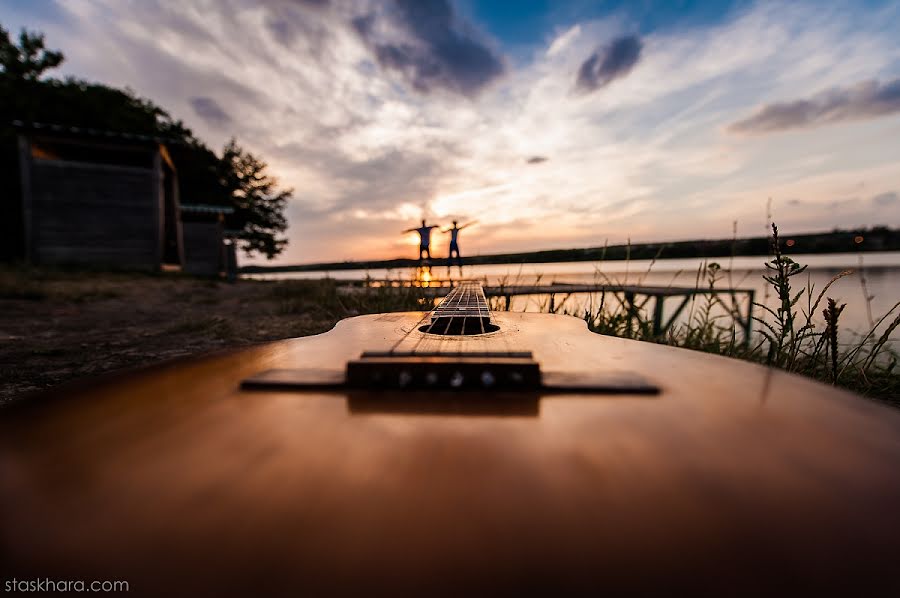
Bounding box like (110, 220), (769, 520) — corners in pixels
(431, 282), (491, 321)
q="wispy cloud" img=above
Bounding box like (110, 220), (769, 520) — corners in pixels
(546, 24), (580, 57)
(575, 35), (642, 93)
(872, 191), (898, 205)
(729, 78), (900, 134)
(190, 97), (230, 124)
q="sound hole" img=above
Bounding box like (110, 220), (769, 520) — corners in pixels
(419, 317), (500, 336)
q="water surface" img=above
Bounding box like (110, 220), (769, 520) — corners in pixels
(247, 252), (900, 344)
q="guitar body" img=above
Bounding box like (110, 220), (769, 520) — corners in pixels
(3, 310), (900, 596)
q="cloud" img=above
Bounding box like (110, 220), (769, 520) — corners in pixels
(526, 156), (548, 164)
(264, 0), (331, 48)
(575, 35), (642, 93)
(189, 97), (230, 124)
(546, 24), (581, 57)
(22, 0), (900, 263)
(872, 191), (898, 205)
(351, 0), (505, 97)
(729, 78), (900, 134)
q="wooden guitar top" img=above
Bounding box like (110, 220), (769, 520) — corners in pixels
(2, 312), (900, 596)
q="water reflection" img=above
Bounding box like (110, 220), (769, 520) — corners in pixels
(416, 265), (432, 287)
(414, 264), (469, 287)
(247, 253), (900, 342)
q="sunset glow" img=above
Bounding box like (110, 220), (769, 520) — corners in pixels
(4, 0), (898, 264)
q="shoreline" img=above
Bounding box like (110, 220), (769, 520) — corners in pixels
(241, 228), (900, 274)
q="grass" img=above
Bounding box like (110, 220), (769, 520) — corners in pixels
(437, 232), (898, 406)
(4, 229), (898, 406)
(164, 316), (234, 340)
(268, 277), (427, 318)
(541, 224), (900, 405)
(0, 263), (132, 302)
(341, 239), (897, 406)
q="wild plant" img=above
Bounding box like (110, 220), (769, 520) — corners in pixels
(754, 224), (807, 367)
(822, 298), (846, 384)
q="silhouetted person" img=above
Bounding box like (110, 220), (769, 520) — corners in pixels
(442, 220), (474, 267)
(403, 220), (440, 261)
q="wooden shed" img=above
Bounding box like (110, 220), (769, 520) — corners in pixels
(180, 203), (234, 277)
(16, 122), (183, 270)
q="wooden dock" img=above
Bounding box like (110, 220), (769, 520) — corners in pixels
(343, 279), (755, 340)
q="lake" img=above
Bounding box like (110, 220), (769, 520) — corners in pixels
(246, 251), (900, 345)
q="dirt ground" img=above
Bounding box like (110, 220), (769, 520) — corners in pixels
(0, 268), (353, 406)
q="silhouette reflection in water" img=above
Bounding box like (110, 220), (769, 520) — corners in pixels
(416, 265), (433, 287)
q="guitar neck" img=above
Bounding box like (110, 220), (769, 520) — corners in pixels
(430, 281), (491, 321)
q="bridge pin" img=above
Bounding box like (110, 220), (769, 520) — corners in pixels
(425, 372), (439, 385)
(398, 371), (412, 387)
(450, 371), (464, 388)
(481, 371), (495, 387)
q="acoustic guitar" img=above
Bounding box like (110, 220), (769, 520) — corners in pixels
(2, 282), (900, 596)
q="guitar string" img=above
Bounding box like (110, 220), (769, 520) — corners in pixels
(477, 283), (486, 336)
(424, 281), (469, 354)
(433, 282), (465, 349)
(386, 280), (454, 354)
(413, 286), (454, 354)
(388, 281), (505, 355)
(453, 283), (470, 355)
(408, 281), (463, 353)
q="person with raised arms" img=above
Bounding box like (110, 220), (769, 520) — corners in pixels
(403, 220), (440, 262)
(442, 220), (476, 267)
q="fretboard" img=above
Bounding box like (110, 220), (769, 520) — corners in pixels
(421, 281), (494, 335)
(430, 282), (491, 321)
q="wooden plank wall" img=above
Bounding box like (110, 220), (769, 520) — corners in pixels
(182, 220), (224, 276)
(29, 160), (160, 268)
(17, 135), (33, 262)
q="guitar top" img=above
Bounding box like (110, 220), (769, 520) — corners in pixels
(2, 282), (900, 596)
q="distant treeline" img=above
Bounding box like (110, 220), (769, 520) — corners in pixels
(241, 226), (900, 273)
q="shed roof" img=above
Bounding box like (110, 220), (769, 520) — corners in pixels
(12, 120), (182, 146)
(180, 203), (235, 215)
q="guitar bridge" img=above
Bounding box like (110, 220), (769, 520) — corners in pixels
(346, 351), (541, 390)
(241, 351), (658, 395)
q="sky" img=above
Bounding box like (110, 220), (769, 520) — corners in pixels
(2, 0), (900, 264)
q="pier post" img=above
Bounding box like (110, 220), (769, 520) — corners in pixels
(624, 291), (636, 337)
(743, 290), (755, 346)
(652, 296), (665, 336)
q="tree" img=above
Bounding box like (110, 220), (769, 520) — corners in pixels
(0, 25), (65, 258)
(219, 139), (290, 259)
(1, 23), (290, 261)
(0, 25), (63, 81)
